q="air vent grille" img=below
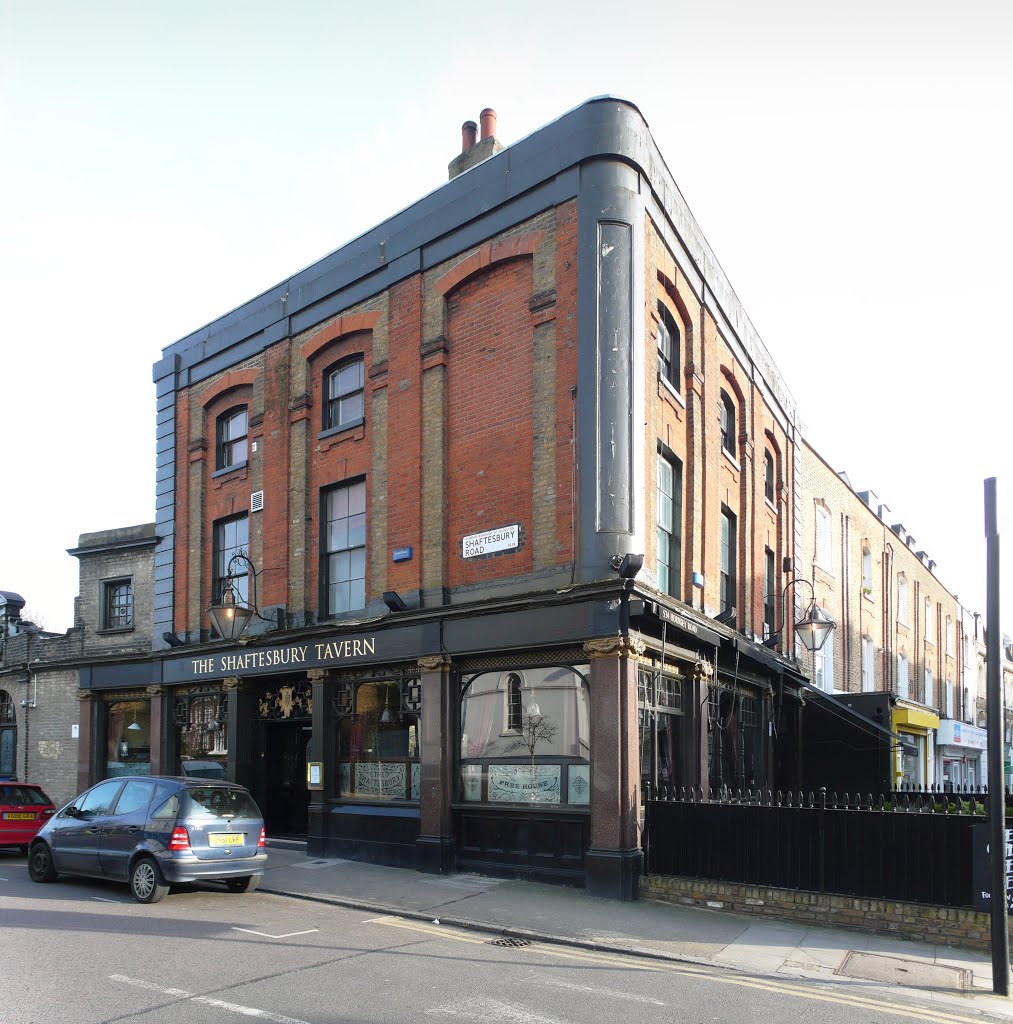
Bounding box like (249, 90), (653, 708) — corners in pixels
(251, 490), (264, 513)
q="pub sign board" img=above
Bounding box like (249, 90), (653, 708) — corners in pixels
(971, 823), (1013, 913)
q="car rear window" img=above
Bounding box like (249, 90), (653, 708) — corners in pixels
(3, 786), (53, 806)
(181, 788), (260, 820)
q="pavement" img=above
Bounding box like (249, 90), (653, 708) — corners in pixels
(261, 839), (1013, 1021)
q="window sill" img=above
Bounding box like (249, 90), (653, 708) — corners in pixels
(96, 626), (135, 636)
(764, 497), (778, 516)
(862, 591), (875, 603)
(658, 373), (685, 408)
(721, 448), (740, 472)
(318, 417), (365, 442)
(212, 460), (248, 480)
(451, 802), (590, 816)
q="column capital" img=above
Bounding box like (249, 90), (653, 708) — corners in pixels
(144, 685), (163, 697)
(418, 654), (451, 673)
(582, 635), (646, 660)
(306, 668), (328, 682)
(222, 676), (242, 691)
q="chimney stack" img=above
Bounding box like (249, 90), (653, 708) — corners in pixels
(449, 107), (504, 180)
(461, 120), (478, 154)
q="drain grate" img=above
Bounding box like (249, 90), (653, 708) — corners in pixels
(488, 936), (532, 948)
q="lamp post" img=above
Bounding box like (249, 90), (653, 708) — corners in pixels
(768, 577), (836, 656)
(205, 552), (260, 642)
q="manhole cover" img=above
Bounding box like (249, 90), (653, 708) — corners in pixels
(836, 951), (970, 991)
(488, 936), (532, 948)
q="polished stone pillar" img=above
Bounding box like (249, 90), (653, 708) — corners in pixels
(145, 685), (165, 776)
(77, 690), (97, 791)
(416, 654), (455, 873)
(583, 635), (644, 900)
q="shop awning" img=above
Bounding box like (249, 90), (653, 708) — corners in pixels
(800, 684), (902, 745)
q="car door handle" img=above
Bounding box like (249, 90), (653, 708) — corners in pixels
(125, 826), (139, 833)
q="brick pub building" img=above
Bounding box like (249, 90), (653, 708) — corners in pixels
(79, 98), (811, 900)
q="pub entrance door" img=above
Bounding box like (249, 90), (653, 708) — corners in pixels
(263, 722), (309, 837)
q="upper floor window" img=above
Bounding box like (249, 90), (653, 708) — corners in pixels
(763, 451), (776, 505)
(946, 617), (954, 656)
(323, 479), (366, 615)
(216, 406), (248, 471)
(945, 678), (954, 718)
(324, 357), (365, 433)
(925, 667), (934, 706)
(815, 505), (832, 572)
(897, 575), (908, 624)
(897, 653), (909, 699)
(102, 578), (133, 630)
(924, 598), (934, 640)
(505, 673), (523, 733)
(719, 390), (736, 459)
(213, 514), (249, 607)
(814, 632), (834, 692)
(861, 635), (874, 691)
(656, 452), (683, 597)
(656, 302), (681, 393)
(719, 505), (737, 619)
(862, 546), (873, 591)
(763, 547), (776, 640)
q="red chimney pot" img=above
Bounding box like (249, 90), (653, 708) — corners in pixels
(461, 121), (478, 153)
(479, 108), (497, 141)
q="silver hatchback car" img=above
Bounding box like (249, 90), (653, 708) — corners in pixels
(28, 776), (267, 903)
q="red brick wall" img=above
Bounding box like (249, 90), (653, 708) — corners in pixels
(446, 257), (535, 587)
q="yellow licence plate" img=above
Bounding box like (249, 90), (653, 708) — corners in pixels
(3, 812), (35, 821)
(208, 833), (243, 847)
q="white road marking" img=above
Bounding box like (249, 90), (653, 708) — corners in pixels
(110, 975), (310, 1024)
(427, 995), (577, 1024)
(232, 927), (319, 939)
(90, 896), (125, 903)
(0, 875), (8, 881)
(531, 974), (666, 1006)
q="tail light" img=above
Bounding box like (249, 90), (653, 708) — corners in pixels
(258, 827), (266, 848)
(168, 826), (191, 851)
(41, 808), (55, 818)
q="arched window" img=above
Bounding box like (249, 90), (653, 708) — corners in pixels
(216, 405), (248, 470)
(719, 390), (736, 458)
(0, 690), (15, 777)
(323, 356), (365, 433)
(763, 451), (776, 505)
(460, 666), (590, 806)
(656, 302), (681, 392)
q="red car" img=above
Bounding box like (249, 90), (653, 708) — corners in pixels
(0, 783), (56, 851)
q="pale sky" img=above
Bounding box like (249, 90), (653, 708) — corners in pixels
(1, 0), (1009, 638)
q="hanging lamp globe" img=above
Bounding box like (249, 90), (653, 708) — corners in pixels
(794, 601), (836, 653)
(206, 584), (255, 642)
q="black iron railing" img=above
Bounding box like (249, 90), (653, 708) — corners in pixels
(644, 785), (991, 908)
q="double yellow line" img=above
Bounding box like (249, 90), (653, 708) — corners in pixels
(368, 915), (993, 1024)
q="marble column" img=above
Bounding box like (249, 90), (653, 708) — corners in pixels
(77, 690), (97, 792)
(306, 667), (331, 856)
(416, 654), (455, 873)
(145, 685), (165, 776)
(583, 635), (644, 900)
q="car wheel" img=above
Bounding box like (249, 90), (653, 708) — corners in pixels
(130, 857), (169, 904)
(225, 875), (261, 893)
(27, 842), (58, 883)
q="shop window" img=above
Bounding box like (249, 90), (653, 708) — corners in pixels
(656, 451), (682, 597)
(105, 700), (151, 778)
(719, 390), (736, 459)
(335, 679), (421, 802)
(323, 357), (365, 433)
(102, 578), (133, 630)
(638, 666), (686, 798)
(173, 692), (227, 777)
(216, 405), (248, 471)
(707, 683), (766, 792)
(719, 505), (736, 619)
(763, 547), (776, 640)
(459, 666), (590, 806)
(0, 690), (15, 778)
(212, 514), (249, 606)
(322, 479), (367, 615)
(656, 302), (681, 393)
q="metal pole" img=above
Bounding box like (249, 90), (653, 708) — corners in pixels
(985, 477), (1008, 995)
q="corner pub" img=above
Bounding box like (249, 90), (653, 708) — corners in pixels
(79, 98), (810, 901)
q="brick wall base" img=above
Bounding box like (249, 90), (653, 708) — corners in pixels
(641, 875), (1005, 953)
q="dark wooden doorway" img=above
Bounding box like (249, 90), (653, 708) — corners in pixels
(263, 723), (310, 837)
